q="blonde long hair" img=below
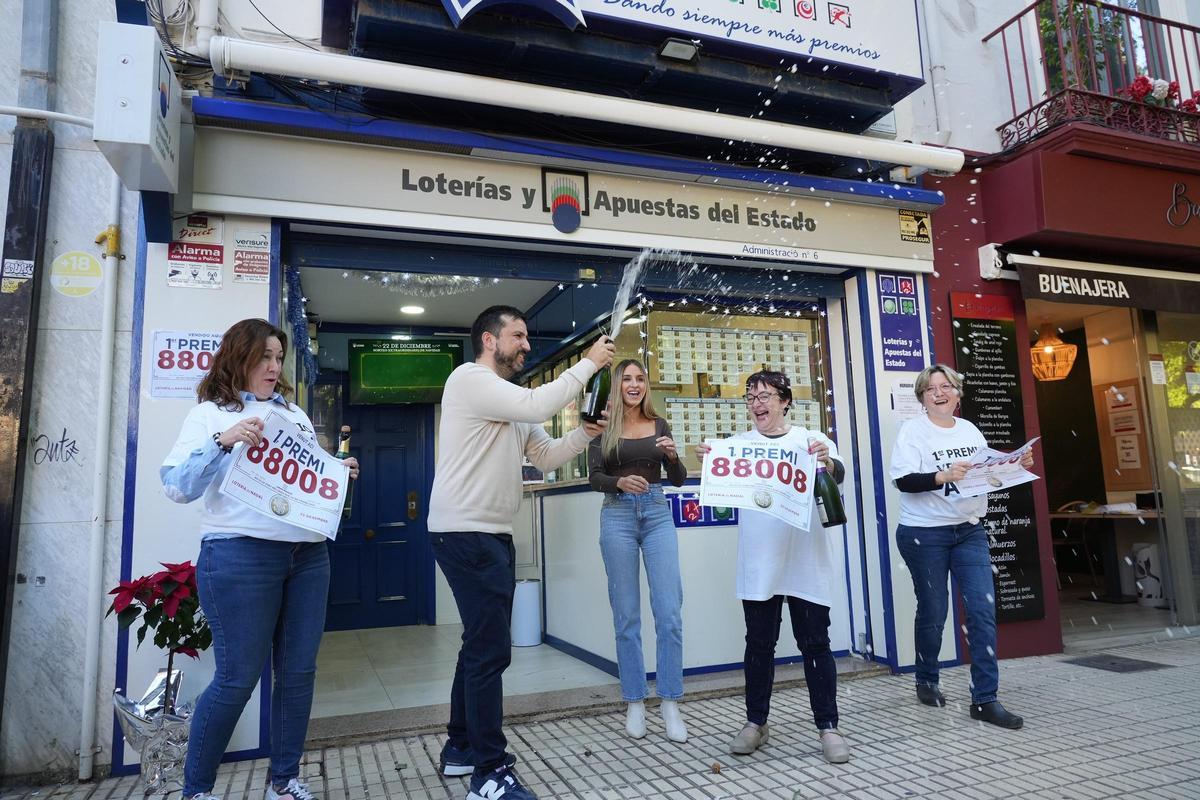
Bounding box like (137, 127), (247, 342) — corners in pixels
(600, 359), (661, 463)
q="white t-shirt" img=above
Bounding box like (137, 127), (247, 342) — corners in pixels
(735, 425), (843, 607)
(889, 414), (988, 527)
(161, 396), (326, 543)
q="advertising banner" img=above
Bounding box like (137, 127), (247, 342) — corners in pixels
(150, 330), (222, 399)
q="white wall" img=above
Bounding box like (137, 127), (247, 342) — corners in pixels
(0, 0), (141, 781)
(900, 0), (1200, 154)
(119, 214), (275, 770)
(848, 271), (955, 671)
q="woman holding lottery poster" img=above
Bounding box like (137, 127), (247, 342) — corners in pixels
(160, 318), (360, 800)
(888, 363), (1032, 729)
(696, 369), (850, 764)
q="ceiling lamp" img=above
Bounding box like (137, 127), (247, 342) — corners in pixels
(1030, 330), (1077, 381)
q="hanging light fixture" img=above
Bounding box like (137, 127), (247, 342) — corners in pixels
(1030, 329), (1077, 381)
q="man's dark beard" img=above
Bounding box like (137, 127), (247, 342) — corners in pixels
(495, 347), (523, 379)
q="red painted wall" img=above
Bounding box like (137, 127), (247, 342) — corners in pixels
(926, 167), (1064, 659)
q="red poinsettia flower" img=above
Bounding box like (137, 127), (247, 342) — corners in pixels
(1181, 98), (1199, 114)
(108, 576), (152, 613)
(1168, 80), (1181, 100)
(1129, 75), (1153, 101)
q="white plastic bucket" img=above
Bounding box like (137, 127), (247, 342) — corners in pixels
(511, 579), (543, 647)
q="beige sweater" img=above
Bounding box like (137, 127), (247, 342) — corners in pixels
(428, 358), (598, 533)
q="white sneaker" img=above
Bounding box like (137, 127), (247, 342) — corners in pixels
(661, 700), (688, 743)
(189, 794), (220, 800)
(625, 701), (647, 739)
(265, 779), (316, 800)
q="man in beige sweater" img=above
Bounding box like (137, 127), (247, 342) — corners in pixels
(429, 304), (613, 800)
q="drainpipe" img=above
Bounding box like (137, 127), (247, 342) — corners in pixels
(196, 0), (220, 56)
(921, 0), (953, 146)
(78, 174), (122, 781)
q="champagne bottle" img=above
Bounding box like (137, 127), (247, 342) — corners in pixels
(336, 425), (355, 520)
(813, 463), (846, 528)
(809, 438), (846, 528)
(580, 365), (611, 424)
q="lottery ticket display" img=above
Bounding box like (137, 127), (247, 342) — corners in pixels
(666, 397), (823, 444)
(656, 326), (811, 386)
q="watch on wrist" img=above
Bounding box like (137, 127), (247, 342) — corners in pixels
(213, 432), (233, 454)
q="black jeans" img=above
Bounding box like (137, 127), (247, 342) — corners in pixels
(432, 532), (516, 775)
(743, 595), (839, 730)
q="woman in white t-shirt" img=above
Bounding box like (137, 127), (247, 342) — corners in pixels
(161, 319), (360, 800)
(698, 370), (850, 765)
(888, 364), (1032, 730)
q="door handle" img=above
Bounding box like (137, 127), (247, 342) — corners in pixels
(364, 528), (376, 540)
(408, 491), (419, 520)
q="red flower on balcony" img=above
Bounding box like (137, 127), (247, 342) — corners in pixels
(1129, 75), (1153, 101)
(1181, 98), (1199, 114)
(1168, 80), (1181, 101)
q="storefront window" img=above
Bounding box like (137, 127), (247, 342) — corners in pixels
(1150, 310), (1200, 617)
(523, 297), (828, 480)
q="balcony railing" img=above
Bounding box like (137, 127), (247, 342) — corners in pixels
(983, 0), (1200, 148)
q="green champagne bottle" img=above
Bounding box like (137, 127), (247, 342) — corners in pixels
(336, 425), (355, 521)
(813, 463), (846, 528)
(580, 366), (611, 423)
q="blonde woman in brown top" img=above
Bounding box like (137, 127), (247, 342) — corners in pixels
(588, 358), (689, 743)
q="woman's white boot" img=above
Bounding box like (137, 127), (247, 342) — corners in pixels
(661, 699), (688, 743)
(625, 701), (647, 739)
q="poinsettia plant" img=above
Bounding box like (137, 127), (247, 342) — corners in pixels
(1117, 75), (1200, 114)
(107, 561), (212, 714)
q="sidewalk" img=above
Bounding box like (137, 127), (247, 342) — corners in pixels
(6, 637), (1199, 800)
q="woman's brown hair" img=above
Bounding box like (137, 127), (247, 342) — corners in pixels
(196, 318), (294, 411)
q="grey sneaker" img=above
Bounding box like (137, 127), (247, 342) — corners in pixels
(729, 721), (769, 755)
(819, 728), (850, 763)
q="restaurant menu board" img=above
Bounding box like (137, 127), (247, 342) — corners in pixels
(657, 326), (810, 386)
(665, 397), (821, 444)
(950, 292), (1045, 624)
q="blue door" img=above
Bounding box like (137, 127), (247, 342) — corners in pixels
(325, 404), (433, 630)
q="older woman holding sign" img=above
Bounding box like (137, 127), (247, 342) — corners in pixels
(161, 318), (360, 800)
(889, 363), (1032, 729)
(697, 369), (850, 764)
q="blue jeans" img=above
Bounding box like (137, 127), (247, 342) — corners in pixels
(183, 537), (330, 796)
(599, 485), (684, 701)
(895, 522), (999, 705)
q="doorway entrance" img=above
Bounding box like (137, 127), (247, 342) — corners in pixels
(1027, 300), (1182, 650)
(324, 402), (432, 631)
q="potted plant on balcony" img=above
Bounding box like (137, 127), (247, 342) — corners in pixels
(108, 561), (212, 793)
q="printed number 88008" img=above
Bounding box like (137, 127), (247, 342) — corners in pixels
(245, 437), (340, 499)
(708, 457), (807, 492)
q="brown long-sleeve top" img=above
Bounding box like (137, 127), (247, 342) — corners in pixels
(588, 417), (688, 493)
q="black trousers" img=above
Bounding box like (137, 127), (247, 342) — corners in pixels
(432, 532), (516, 775)
(742, 595), (839, 730)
